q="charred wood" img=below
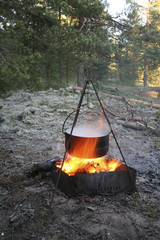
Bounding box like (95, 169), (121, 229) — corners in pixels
(33, 156), (60, 172)
(38, 171), (52, 180)
(24, 156), (61, 178)
(24, 168), (38, 178)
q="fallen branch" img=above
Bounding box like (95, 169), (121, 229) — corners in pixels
(118, 116), (156, 122)
(117, 120), (160, 134)
(71, 85), (160, 109)
(117, 120), (146, 130)
(102, 104), (119, 117)
(122, 96), (136, 118)
(71, 86), (95, 94)
(110, 95), (160, 109)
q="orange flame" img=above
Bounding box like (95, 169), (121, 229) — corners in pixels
(56, 154), (122, 176)
(57, 113), (123, 176)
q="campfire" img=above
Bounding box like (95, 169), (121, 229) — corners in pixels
(52, 79), (137, 196)
(51, 123), (136, 197)
(25, 80), (137, 196)
(25, 122), (136, 196)
(56, 123), (125, 176)
(56, 121), (124, 176)
(56, 154), (123, 176)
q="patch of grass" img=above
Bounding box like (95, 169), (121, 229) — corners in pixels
(34, 222), (42, 232)
(155, 110), (160, 119)
(131, 193), (140, 201)
(0, 91), (13, 99)
(154, 140), (159, 149)
(155, 110), (160, 128)
(143, 211), (155, 218)
(40, 210), (47, 217)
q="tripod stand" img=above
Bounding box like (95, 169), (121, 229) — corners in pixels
(56, 80), (138, 193)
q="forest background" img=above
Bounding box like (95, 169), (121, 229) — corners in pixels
(0, 0), (160, 92)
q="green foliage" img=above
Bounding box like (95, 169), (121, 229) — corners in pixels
(0, 0), (160, 91)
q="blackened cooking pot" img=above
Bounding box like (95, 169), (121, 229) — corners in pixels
(64, 125), (110, 158)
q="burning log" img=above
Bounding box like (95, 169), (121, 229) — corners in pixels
(33, 156), (60, 172)
(24, 156), (61, 178)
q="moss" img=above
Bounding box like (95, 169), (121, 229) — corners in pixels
(0, 91), (13, 99)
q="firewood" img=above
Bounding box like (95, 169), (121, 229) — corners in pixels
(102, 104), (119, 117)
(71, 86), (95, 94)
(24, 168), (38, 178)
(71, 86), (160, 109)
(110, 95), (160, 109)
(38, 171), (52, 179)
(33, 156), (61, 172)
(118, 116), (156, 122)
(117, 120), (146, 130)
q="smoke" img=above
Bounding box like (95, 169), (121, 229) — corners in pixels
(66, 124), (109, 137)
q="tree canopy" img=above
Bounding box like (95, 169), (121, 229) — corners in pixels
(0, 0), (160, 92)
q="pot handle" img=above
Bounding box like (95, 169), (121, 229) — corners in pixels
(62, 110), (77, 134)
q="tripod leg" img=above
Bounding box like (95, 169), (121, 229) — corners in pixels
(90, 80), (138, 193)
(55, 80), (89, 188)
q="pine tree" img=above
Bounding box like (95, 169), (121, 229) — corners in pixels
(64, 0), (112, 86)
(115, 0), (160, 86)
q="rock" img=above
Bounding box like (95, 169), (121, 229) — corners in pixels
(66, 86), (73, 92)
(88, 102), (94, 109)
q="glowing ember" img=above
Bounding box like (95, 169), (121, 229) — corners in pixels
(56, 154), (122, 176)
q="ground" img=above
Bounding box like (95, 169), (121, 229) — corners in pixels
(0, 86), (160, 240)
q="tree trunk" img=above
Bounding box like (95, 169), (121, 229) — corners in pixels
(77, 57), (84, 87)
(143, 59), (147, 87)
(77, 17), (86, 87)
(147, 0), (151, 26)
(59, 59), (63, 83)
(66, 54), (69, 84)
(58, 7), (63, 83)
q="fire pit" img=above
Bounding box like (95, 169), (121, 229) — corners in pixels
(52, 157), (136, 197)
